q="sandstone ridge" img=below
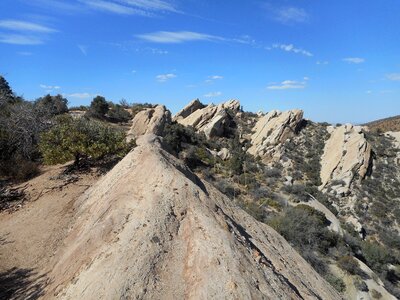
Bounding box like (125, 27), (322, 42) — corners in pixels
(47, 133), (340, 300)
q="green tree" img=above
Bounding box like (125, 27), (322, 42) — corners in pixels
(88, 95), (109, 119)
(108, 103), (132, 123)
(39, 115), (132, 167)
(35, 94), (68, 116)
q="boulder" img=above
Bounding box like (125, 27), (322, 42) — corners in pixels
(173, 98), (205, 122)
(217, 148), (231, 160)
(126, 105), (171, 141)
(248, 110), (304, 158)
(320, 124), (372, 193)
(175, 99), (240, 138)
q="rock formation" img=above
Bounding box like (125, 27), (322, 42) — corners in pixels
(173, 99), (205, 122)
(174, 99), (240, 139)
(320, 124), (372, 194)
(126, 105), (171, 141)
(248, 110), (304, 159)
(46, 134), (340, 300)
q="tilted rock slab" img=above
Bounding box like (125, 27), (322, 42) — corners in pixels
(46, 134), (341, 300)
(248, 110), (304, 158)
(175, 99), (240, 139)
(320, 124), (372, 192)
(126, 105), (171, 141)
(173, 98), (206, 122)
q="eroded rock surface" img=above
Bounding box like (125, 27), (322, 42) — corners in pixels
(175, 99), (240, 139)
(47, 134), (340, 300)
(248, 110), (304, 159)
(126, 105), (171, 141)
(320, 124), (372, 193)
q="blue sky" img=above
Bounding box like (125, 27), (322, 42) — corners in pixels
(0, 0), (399, 124)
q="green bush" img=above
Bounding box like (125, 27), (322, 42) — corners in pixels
(87, 95), (109, 119)
(324, 273), (346, 293)
(107, 104), (132, 123)
(361, 241), (395, 273)
(39, 115), (132, 167)
(337, 255), (361, 275)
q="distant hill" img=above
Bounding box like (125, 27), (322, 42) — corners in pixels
(364, 115), (400, 133)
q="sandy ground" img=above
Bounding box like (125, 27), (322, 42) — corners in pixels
(0, 164), (100, 299)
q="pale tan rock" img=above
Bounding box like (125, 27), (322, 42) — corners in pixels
(47, 134), (341, 300)
(217, 148), (231, 160)
(126, 105), (171, 141)
(320, 124), (372, 192)
(176, 99), (240, 138)
(248, 110), (304, 158)
(173, 98), (205, 122)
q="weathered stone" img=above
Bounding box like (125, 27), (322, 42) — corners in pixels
(248, 110), (304, 158)
(126, 105), (171, 141)
(320, 124), (372, 192)
(173, 98), (205, 122)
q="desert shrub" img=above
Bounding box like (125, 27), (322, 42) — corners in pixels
(354, 278), (368, 292)
(337, 255), (362, 275)
(371, 289), (382, 299)
(87, 96), (109, 119)
(264, 167), (281, 178)
(107, 104), (131, 123)
(214, 179), (237, 199)
(268, 205), (336, 253)
(34, 94), (68, 116)
(361, 241), (395, 273)
(324, 273), (346, 293)
(163, 122), (199, 154)
(39, 115), (132, 167)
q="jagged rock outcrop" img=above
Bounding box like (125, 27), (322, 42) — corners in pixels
(126, 105), (171, 141)
(174, 99), (240, 139)
(173, 99), (205, 122)
(320, 124), (372, 194)
(47, 134), (340, 300)
(248, 110), (304, 159)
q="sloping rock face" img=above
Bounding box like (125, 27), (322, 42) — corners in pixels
(320, 124), (372, 193)
(46, 134), (340, 300)
(126, 105), (171, 141)
(248, 110), (304, 159)
(175, 99), (240, 138)
(173, 98), (205, 122)
(386, 131), (400, 164)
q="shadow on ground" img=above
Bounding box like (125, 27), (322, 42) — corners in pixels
(0, 268), (48, 300)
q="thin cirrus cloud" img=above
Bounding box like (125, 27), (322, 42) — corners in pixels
(68, 92), (94, 99)
(342, 57), (365, 64)
(267, 79), (308, 90)
(270, 43), (313, 57)
(204, 91), (222, 98)
(0, 19), (57, 45)
(264, 3), (309, 24)
(80, 0), (179, 15)
(386, 73), (400, 81)
(137, 31), (225, 43)
(0, 20), (57, 33)
(40, 84), (61, 90)
(156, 73), (176, 82)
(78, 45), (88, 55)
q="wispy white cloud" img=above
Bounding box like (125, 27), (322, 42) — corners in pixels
(209, 75), (223, 80)
(81, 0), (149, 15)
(343, 57), (365, 64)
(68, 92), (93, 99)
(316, 61), (329, 65)
(156, 73), (176, 82)
(267, 79), (307, 90)
(0, 20), (57, 33)
(265, 4), (309, 24)
(0, 19), (57, 45)
(0, 33), (43, 45)
(270, 43), (313, 57)
(78, 44), (88, 55)
(137, 31), (225, 43)
(204, 91), (222, 98)
(119, 0), (179, 13)
(40, 84), (61, 90)
(386, 73), (400, 81)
